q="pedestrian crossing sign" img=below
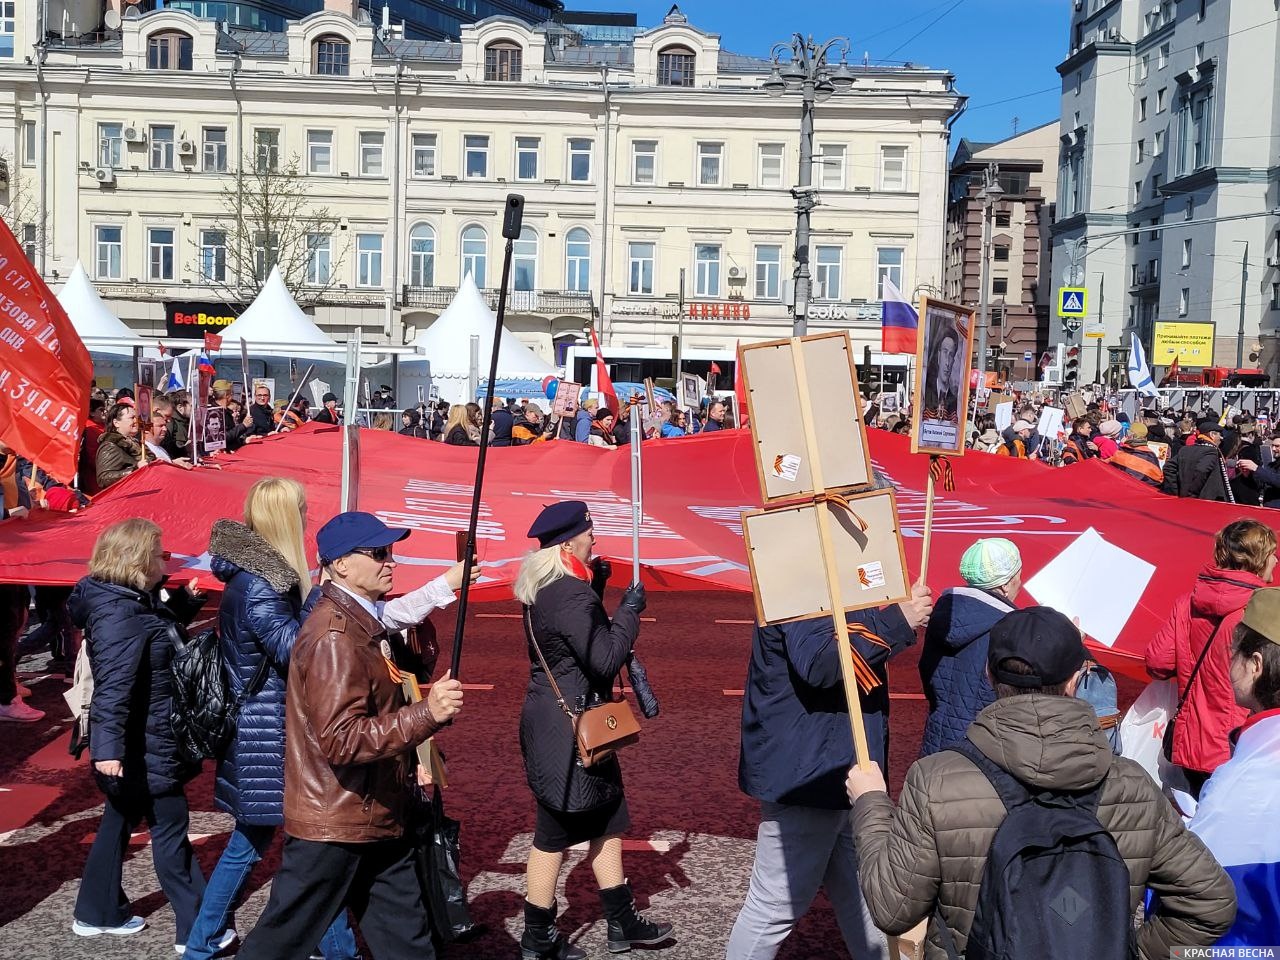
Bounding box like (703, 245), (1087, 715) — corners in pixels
(1058, 287), (1088, 318)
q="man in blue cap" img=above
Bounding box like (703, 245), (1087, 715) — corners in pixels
(237, 512), (465, 960)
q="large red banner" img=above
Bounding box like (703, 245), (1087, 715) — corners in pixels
(0, 222), (93, 483)
(0, 425), (1271, 679)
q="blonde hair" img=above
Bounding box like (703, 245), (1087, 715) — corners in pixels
(445, 404), (471, 436)
(89, 518), (162, 591)
(244, 477), (312, 590)
(513, 545), (572, 606)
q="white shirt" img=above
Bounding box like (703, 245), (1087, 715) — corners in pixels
(331, 574), (457, 632)
(145, 440), (172, 462)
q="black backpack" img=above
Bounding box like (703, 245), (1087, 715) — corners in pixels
(169, 627), (268, 764)
(938, 738), (1134, 960)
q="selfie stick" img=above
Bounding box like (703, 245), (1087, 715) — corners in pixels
(450, 194), (525, 681)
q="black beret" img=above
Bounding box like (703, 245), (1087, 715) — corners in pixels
(527, 500), (592, 549)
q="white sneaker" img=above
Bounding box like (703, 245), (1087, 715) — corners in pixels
(72, 915), (147, 937)
(175, 928), (237, 955)
(0, 699), (44, 723)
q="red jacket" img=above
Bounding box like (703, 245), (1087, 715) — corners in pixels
(1145, 565), (1262, 774)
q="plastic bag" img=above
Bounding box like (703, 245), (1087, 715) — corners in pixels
(409, 785), (480, 947)
(1119, 679), (1189, 795)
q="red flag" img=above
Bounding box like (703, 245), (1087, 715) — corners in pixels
(734, 341), (750, 428)
(1158, 356), (1180, 388)
(157, 341), (167, 358)
(204, 331), (223, 353)
(0, 222), (93, 483)
(588, 325), (618, 415)
(710, 361), (722, 376)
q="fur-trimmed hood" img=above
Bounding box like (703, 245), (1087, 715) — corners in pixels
(209, 518), (300, 594)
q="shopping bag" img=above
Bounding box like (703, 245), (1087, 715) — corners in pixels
(1119, 679), (1189, 793)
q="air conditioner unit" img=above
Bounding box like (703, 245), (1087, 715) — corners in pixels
(122, 125), (144, 143)
(177, 139), (196, 156)
(94, 167), (115, 184)
(728, 266), (741, 278)
(1108, 28), (1121, 40)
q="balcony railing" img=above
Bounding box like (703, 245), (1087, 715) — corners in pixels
(400, 285), (594, 314)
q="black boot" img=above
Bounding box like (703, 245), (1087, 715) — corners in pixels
(520, 900), (586, 960)
(599, 882), (673, 953)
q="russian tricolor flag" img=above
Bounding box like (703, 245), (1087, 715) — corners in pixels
(880, 278), (919, 355)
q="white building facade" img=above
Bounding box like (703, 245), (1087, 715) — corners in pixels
(1, 4), (963, 375)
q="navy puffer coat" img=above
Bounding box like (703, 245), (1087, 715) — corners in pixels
(918, 586), (1015, 757)
(68, 576), (205, 794)
(209, 519), (314, 826)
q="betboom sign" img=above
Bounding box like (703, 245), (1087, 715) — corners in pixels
(164, 301), (243, 338)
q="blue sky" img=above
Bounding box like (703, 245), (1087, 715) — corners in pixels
(628, 0), (1070, 148)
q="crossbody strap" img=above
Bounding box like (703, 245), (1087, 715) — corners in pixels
(1178, 622), (1222, 712)
(230, 648), (272, 715)
(523, 606), (578, 723)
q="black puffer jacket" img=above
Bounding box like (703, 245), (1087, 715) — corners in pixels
(1163, 438), (1231, 501)
(520, 574), (639, 812)
(68, 577), (206, 793)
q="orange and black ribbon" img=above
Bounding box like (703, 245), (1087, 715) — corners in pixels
(847, 621), (889, 694)
(821, 492), (869, 532)
(928, 455), (956, 492)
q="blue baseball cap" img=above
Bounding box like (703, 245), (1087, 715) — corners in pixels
(316, 511), (410, 564)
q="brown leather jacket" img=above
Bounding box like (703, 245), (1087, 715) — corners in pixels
(283, 583), (442, 842)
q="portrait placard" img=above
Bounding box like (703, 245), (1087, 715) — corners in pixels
(911, 297), (976, 456)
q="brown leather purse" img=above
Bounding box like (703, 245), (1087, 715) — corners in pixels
(524, 607), (641, 767)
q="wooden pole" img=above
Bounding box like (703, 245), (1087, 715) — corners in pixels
(789, 337), (873, 770)
(918, 469), (936, 588)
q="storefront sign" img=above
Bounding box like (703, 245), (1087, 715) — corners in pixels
(808, 304), (847, 321)
(165, 301), (243, 339)
(687, 302), (751, 319)
(613, 301), (682, 318)
(1152, 321), (1215, 365)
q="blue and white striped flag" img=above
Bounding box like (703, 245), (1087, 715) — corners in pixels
(1127, 332), (1159, 398)
(164, 357), (185, 392)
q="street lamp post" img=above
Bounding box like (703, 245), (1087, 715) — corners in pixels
(1233, 240), (1249, 369)
(974, 163), (1004, 379)
(763, 35), (854, 337)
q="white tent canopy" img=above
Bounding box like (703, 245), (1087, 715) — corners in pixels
(58, 261), (141, 357)
(218, 266), (340, 359)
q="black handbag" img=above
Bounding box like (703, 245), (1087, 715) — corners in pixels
(409, 785), (480, 947)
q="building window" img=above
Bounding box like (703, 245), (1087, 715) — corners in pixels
(312, 35), (350, 76)
(0, 1), (13, 59)
(1158, 42), (1170, 69)
(95, 225), (123, 280)
(567, 138), (592, 183)
(1157, 87), (1167, 112)
(1177, 88), (1213, 175)
(1185, 198), (1194, 221)
(254, 129), (279, 173)
(1134, 180), (1143, 203)
(632, 140), (657, 185)
(1060, 148), (1084, 217)
(1136, 139), (1145, 162)
(307, 130), (333, 175)
(254, 231), (279, 280)
(875, 247), (903, 300)
(758, 143), (784, 188)
(515, 136), (540, 181)
(1149, 218), (1160, 241)
(1272, 283), (1280, 311)
(485, 42), (522, 82)
(356, 233), (383, 288)
(628, 242), (655, 295)
(697, 142), (723, 187)
(754, 245), (781, 300)
(994, 212), (1011, 228)
(879, 145), (908, 191)
(147, 31), (193, 70)
(1138, 54), (1149, 82)
(565, 227), (590, 292)
(98, 123), (123, 169)
(307, 234), (332, 285)
(199, 230), (226, 282)
(1179, 287), (1189, 316)
(464, 135), (489, 179)
(21, 224), (35, 262)
(408, 223), (435, 287)
(21, 119), (35, 165)
(1153, 130), (1165, 156)
(1149, 258), (1160, 281)
(694, 243), (721, 297)
(150, 125), (175, 171)
(815, 245), (842, 300)
(1132, 263), (1140, 286)
(816, 144), (845, 190)
(147, 227), (175, 281)
(994, 245), (1010, 262)
(1182, 238), (1192, 270)
(461, 226), (488, 286)
(657, 45), (695, 86)
(513, 227), (538, 292)
(203, 127), (227, 172)
(1152, 174), (1162, 197)
(411, 133), (437, 178)
(992, 278), (1008, 296)
(359, 131), (384, 177)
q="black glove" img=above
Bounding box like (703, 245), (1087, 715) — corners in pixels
(590, 558), (612, 598)
(620, 582), (647, 614)
(625, 653), (660, 719)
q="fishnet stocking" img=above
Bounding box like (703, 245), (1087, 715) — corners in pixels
(525, 847), (565, 908)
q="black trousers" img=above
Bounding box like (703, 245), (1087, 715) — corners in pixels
(238, 834), (436, 960)
(0, 583), (28, 705)
(75, 784), (206, 944)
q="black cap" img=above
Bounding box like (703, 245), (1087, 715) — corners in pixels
(1197, 418), (1222, 434)
(527, 500), (592, 548)
(988, 607), (1087, 688)
(323, 392), (338, 404)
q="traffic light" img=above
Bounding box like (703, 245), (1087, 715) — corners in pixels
(1064, 346), (1081, 386)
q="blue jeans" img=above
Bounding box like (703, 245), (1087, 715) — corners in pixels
(185, 821), (359, 960)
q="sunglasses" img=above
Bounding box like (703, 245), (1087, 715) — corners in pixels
(351, 546), (394, 563)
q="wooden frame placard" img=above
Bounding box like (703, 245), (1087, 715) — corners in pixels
(910, 297), (977, 457)
(741, 331), (873, 502)
(742, 487), (911, 624)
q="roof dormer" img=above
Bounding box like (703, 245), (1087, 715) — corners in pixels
(459, 18), (547, 84)
(286, 11), (374, 77)
(120, 10), (219, 72)
(633, 6), (720, 88)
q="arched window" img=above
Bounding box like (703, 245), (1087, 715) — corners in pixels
(565, 228), (591, 293)
(484, 41), (522, 82)
(147, 31), (193, 71)
(408, 223), (436, 288)
(513, 227), (538, 292)
(657, 45), (695, 87)
(461, 225), (488, 287)
(312, 35), (351, 76)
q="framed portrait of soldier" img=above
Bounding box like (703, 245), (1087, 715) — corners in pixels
(910, 297), (976, 456)
(203, 407), (227, 451)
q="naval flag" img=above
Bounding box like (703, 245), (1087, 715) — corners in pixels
(1127, 332), (1159, 398)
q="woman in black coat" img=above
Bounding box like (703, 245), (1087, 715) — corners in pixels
(67, 518), (208, 948)
(512, 501), (672, 960)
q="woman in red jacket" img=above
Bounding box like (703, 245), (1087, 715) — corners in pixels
(1146, 519), (1277, 796)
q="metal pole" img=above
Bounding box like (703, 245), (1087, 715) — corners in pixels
(1095, 274), (1105, 386)
(1237, 241), (1249, 369)
(976, 183), (993, 378)
(675, 267), (686, 382)
(630, 398), (642, 585)
(793, 88), (814, 337)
